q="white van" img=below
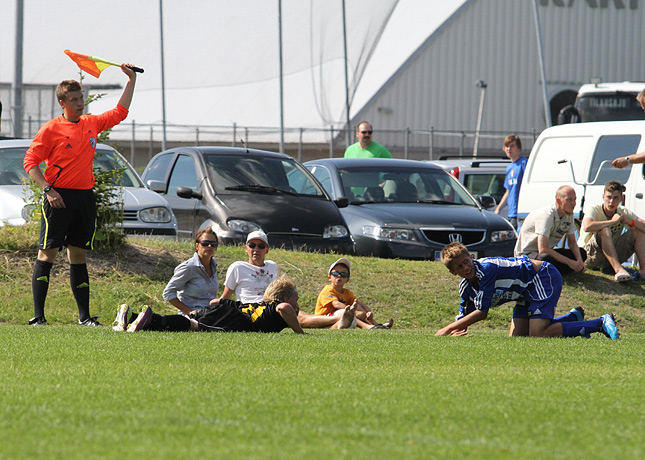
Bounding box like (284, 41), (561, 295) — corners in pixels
(518, 120), (645, 224)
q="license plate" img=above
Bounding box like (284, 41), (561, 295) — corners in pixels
(434, 250), (478, 260)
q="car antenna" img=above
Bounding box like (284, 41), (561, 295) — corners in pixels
(240, 139), (249, 153)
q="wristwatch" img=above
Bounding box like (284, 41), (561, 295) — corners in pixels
(625, 156), (631, 164)
(44, 185), (53, 193)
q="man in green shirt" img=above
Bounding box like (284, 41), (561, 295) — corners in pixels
(344, 121), (392, 158)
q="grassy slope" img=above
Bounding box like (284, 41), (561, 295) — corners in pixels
(1, 225), (644, 332)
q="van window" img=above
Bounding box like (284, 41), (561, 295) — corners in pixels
(527, 136), (594, 184)
(168, 155), (198, 197)
(588, 135), (640, 185)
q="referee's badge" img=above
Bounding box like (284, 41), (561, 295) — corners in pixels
(90, 137), (96, 149)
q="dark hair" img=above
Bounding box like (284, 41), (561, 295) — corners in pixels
(604, 180), (626, 195)
(356, 121), (372, 132)
(195, 227), (218, 244)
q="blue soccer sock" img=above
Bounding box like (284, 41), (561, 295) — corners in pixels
(560, 318), (603, 338)
(553, 311), (576, 323)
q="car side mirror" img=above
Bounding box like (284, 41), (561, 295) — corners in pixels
(476, 195), (496, 209)
(334, 197), (349, 208)
(146, 180), (167, 193)
(177, 186), (203, 200)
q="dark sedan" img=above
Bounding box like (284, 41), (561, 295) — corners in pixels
(305, 158), (516, 259)
(142, 146), (354, 253)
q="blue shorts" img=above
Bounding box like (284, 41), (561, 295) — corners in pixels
(512, 262), (562, 320)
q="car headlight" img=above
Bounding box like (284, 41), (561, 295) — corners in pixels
(227, 219), (262, 234)
(491, 230), (516, 242)
(323, 225), (349, 238)
(363, 226), (416, 241)
(139, 207), (172, 223)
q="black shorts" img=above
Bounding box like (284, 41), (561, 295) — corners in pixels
(39, 188), (96, 250)
(195, 299), (288, 333)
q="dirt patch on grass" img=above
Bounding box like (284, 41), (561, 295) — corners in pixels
(1, 241), (186, 280)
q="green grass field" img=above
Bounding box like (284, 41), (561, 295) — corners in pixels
(1, 227), (645, 459)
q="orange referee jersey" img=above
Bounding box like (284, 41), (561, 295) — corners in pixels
(23, 105), (128, 190)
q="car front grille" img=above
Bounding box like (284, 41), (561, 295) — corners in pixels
(123, 210), (139, 221)
(421, 228), (486, 246)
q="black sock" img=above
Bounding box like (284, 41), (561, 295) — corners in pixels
(70, 264), (90, 322)
(32, 260), (53, 318)
(148, 314), (191, 332)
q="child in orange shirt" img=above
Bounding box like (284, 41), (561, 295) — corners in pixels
(314, 257), (393, 329)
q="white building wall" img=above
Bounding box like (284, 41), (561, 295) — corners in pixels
(353, 0), (645, 158)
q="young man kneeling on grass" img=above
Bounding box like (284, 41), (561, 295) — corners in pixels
(114, 276), (355, 334)
(435, 242), (619, 340)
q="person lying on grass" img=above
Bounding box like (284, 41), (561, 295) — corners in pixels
(115, 276), (357, 334)
(435, 242), (620, 339)
(315, 257), (393, 330)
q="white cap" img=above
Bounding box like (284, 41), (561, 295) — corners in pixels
(328, 257), (351, 276)
(246, 230), (269, 245)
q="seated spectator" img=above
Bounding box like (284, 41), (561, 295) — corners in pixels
(221, 231), (352, 329)
(578, 181), (645, 282)
(514, 185), (586, 275)
(315, 257), (393, 329)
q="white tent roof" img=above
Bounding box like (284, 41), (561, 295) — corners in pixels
(1, 0), (466, 141)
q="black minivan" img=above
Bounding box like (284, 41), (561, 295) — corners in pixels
(142, 146), (354, 253)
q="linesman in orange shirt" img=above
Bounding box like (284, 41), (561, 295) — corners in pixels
(23, 64), (137, 326)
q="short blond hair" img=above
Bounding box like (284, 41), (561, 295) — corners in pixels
(440, 242), (470, 270)
(263, 275), (297, 302)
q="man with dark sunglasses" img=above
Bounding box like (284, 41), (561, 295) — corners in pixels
(221, 231), (277, 303)
(344, 121), (392, 159)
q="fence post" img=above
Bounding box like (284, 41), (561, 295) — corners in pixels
(130, 120), (136, 167)
(298, 128), (303, 162)
(429, 126), (434, 160)
(149, 126), (154, 161)
(404, 127), (410, 159)
(329, 125), (334, 158)
(195, 127), (199, 146)
(244, 127), (249, 148)
(232, 123), (237, 147)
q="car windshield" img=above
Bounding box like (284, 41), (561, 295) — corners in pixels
(0, 147), (30, 185)
(204, 154), (326, 197)
(577, 93), (645, 122)
(93, 148), (143, 188)
(338, 166), (478, 206)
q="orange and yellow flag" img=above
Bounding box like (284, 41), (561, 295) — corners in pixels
(64, 49), (119, 78)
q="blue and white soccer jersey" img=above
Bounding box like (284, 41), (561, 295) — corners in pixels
(456, 256), (562, 321)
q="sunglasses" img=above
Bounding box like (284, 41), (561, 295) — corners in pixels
(247, 243), (267, 249)
(330, 270), (349, 278)
(360, 130), (373, 135)
(199, 240), (218, 247)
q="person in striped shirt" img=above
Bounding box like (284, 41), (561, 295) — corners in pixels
(435, 242), (619, 340)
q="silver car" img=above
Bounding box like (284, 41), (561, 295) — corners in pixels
(0, 139), (177, 238)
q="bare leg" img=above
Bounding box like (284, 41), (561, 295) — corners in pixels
(509, 317), (529, 336)
(297, 312), (338, 329)
(598, 228), (629, 276)
(528, 318), (563, 337)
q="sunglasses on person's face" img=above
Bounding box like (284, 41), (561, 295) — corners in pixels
(247, 243), (267, 249)
(330, 271), (349, 278)
(199, 240), (218, 247)
(360, 130), (373, 135)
